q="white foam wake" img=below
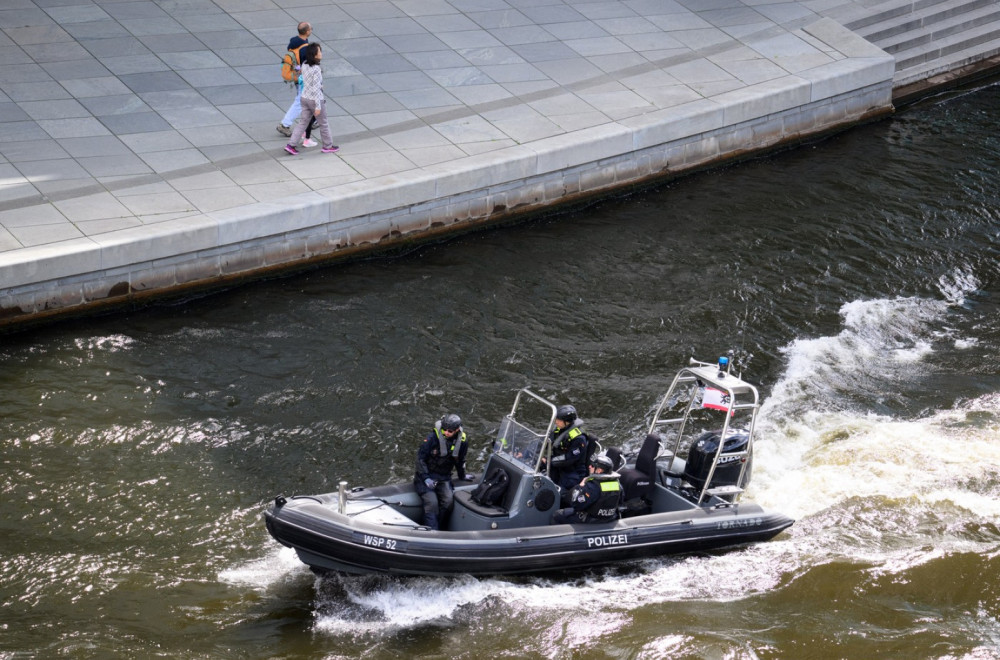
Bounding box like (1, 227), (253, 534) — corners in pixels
(753, 267), (988, 518)
(218, 545), (309, 591)
(760, 266), (979, 422)
(233, 272), (1000, 637)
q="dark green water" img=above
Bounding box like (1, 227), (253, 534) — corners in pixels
(2, 82), (999, 659)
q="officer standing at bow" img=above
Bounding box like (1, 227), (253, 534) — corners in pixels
(551, 453), (622, 524)
(545, 404), (589, 503)
(414, 413), (468, 530)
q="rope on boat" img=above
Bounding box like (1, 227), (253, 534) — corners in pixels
(345, 498), (427, 529)
(345, 499), (390, 517)
(381, 522), (429, 530)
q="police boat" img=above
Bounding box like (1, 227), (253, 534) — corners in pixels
(264, 357), (794, 576)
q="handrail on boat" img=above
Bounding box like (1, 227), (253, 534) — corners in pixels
(647, 357), (761, 506)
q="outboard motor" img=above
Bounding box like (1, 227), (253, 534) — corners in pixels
(683, 430), (751, 490)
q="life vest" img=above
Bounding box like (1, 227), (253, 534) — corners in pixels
(550, 421), (588, 487)
(552, 421), (584, 453)
(426, 422), (466, 475)
(581, 474), (621, 522)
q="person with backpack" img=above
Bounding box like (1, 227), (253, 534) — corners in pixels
(550, 453), (622, 524)
(414, 413), (469, 530)
(276, 22), (312, 139)
(284, 43), (339, 155)
(543, 404), (590, 503)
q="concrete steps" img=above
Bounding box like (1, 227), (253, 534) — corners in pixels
(838, 0), (1000, 90)
(895, 31), (1000, 85)
(862, 0), (998, 45)
(829, 0), (923, 32)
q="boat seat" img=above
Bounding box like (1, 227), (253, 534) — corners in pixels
(453, 462), (523, 517)
(619, 468), (652, 502)
(585, 433), (600, 465)
(454, 489), (507, 517)
(618, 433), (660, 516)
(605, 446), (626, 471)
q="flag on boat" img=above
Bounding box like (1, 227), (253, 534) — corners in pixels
(701, 387), (731, 412)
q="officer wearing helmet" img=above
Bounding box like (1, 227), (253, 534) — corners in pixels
(545, 404), (589, 502)
(414, 413), (469, 530)
(551, 453), (622, 524)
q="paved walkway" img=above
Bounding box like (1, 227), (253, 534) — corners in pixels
(8, 0), (957, 330)
(0, 0), (879, 257)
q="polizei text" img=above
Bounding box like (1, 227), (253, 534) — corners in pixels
(585, 533), (629, 548)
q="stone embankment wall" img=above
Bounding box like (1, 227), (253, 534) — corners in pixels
(0, 20), (894, 330)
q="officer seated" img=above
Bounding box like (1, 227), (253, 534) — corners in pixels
(550, 454), (621, 524)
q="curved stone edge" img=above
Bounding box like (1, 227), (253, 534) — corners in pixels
(0, 24), (895, 329)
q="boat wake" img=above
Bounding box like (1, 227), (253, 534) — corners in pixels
(304, 547), (794, 637)
(753, 267), (990, 517)
(218, 545), (311, 592)
(227, 272), (1000, 638)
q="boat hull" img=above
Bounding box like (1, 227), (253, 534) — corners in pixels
(264, 495), (793, 576)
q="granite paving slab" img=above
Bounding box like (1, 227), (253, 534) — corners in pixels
(2, 0), (980, 325)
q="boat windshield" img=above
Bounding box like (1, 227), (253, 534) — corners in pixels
(495, 415), (548, 472)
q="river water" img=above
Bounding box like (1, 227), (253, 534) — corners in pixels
(2, 81), (1000, 659)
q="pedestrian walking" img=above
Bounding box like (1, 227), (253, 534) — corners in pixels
(284, 43), (339, 155)
(276, 21), (311, 138)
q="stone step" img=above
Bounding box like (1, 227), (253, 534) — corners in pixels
(880, 4), (1000, 54)
(893, 47), (1000, 90)
(894, 38), (1000, 85)
(894, 26), (1000, 82)
(858, 0), (997, 43)
(840, 0), (957, 32)
(828, 0), (899, 29)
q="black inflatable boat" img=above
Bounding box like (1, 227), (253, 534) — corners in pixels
(264, 357), (794, 576)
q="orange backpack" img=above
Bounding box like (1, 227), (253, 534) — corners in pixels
(280, 44), (306, 83)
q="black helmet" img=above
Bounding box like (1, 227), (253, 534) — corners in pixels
(440, 413), (462, 432)
(591, 454), (614, 473)
(555, 404), (577, 424)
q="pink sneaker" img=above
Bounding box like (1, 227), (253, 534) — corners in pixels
(321, 145), (339, 153)
(301, 137), (318, 148)
(284, 144), (298, 155)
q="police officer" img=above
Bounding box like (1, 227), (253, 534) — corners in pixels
(414, 413), (468, 530)
(551, 454), (622, 524)
(546, 404), (589, 502)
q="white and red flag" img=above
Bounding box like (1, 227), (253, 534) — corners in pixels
(701, 387), (731, 412)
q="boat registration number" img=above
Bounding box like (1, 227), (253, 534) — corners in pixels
(355, 533), (407, 551)
(716, 517), (763, 530)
